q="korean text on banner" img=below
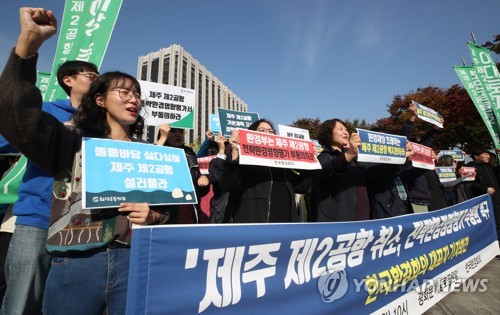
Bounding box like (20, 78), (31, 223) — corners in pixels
(409, 142), (434, 170)
(356, 128), (407, 164)
(36, 72), (51, 100)
(412, 101), (443, 128)
(81, 138), (196, 209)
(210, 114), (221, 134)
(278, 124), (311, 140)
(237, 129), (321, 170)
(44, 0), (123, 102)
(197, 156), (216, 175)
(139, 80), (195, 128)
(217, 108), (259, 138)
(438, 150), (465, 162)
(454, 66), (500, 148)
(468, 43), (500, 122)
(126, 195), (499, 315)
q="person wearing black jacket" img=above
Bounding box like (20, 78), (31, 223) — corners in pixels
(157, 123), (210, 223)
(470, 148), (500, 240)
(221, 119), (311, 223)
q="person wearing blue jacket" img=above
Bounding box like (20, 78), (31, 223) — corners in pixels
(0, 59), (98, 315)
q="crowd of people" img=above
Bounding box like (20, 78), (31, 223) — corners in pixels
(0, 6), (498, 315)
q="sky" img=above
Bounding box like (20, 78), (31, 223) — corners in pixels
(1, 0), (499, 126)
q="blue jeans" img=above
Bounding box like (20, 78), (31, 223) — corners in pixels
(43, 246), (130, 315)
(0, 225), (51, 315)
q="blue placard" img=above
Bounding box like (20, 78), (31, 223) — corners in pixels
(217, 108), (260, 138)
(127, 195), (499, 314)
(210, 114), (221, 134)
(356, 128), (407, 164)
(82, 138), (196, 208)
(438, 150), (465, 162)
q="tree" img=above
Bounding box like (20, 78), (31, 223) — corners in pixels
(290, 117), (322, 139)
(373, 85), (493, 152)
(344, 118), (373, 133)
(483, 34), (500, 69)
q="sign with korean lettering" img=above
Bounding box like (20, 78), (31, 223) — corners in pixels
(356, 129), (407, 164)
(217, 108), (259, 138)
(126, 195), (499, 315)
(44, 0), (123, 102)
(435, 166), (457, 183)
(458, 166), (476, 182)
(237, 129), (321, 170)
(409, 142), (434, 170)
(139, 80), (195, 128)
(210, 114), (221, 134)
(412, 101), (443, 128)
(454, 66), (500, 148)
(36, 72), (51, 100)
(468, 43), (500, 122)
(81, 138), (196, 209)
(197, 156), (216, 175)
(438, 150), (465, 162)
(277, 125), (311, 141)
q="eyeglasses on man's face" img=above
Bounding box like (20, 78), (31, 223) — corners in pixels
(75, 72), (99, 81)
(108, 88), (142, 104)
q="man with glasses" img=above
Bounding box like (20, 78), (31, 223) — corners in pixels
(0, 60), (98, 315)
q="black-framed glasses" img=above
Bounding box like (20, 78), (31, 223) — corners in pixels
(257, 128), (275, 134)
(108, 88), (142, 104)
(75, 72), (99, 81)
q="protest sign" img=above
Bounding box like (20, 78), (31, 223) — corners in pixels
(210, 114), (221, 134)
(36, 72), (51, 100)
(139, 80), (195, 128)
(81, 138), (196, 209)
(356, 129), (407, 164)
(277, 125), (311, 140)
(412, 101), (443, 128)
(409, 142), (434, 170)
(435, 167), (457, 183)
(438, 150), (464, 162)
(455, 66), (500, 148)
(0, 156), (27, 204)
(127, 195), (499, 315)
(458, 166), (476, 181)
(44, 0), (123, 102)
(311, 139), (323, 154)
(217, 108), (259, 138)
(237, 129), (321, 170)
(197, 156), (216, 175)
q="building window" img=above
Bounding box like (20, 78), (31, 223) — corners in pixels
(174, 54), (179, 86)
(141, 63), (147, 81)
(182, 58), (187, 88)
(205, 76), (209, 134)
(211, 82), (215, 115)
(162, 55), (170, 84)
(190, 65), (195, 89)
(217, 86), (221, 108)
(198, 71), (203, 139)
(151, 58), (159, 82)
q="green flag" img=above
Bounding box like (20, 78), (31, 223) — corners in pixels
(468, 42), (500, 123)
(454, 66), (500, 148)
(36, 71), (51, 100)
(0, 156), (28, 205)
(44, 0), (123, 102)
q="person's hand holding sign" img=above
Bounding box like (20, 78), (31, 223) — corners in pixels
(345, 133), (360, 163)
(229, 129), (240, 160)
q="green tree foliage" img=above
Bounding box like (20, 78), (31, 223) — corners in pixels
(483, 34), (500, 69)
(344, 118), (373, 133)
(290, 117), (321, 139)
(373, 85), (492, 152)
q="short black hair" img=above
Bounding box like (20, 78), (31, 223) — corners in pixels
(56, 60), (99, 96)
(248, 118), (275, 132)
(317, 118), (346, 147)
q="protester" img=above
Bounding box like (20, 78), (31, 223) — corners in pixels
(0, 31), (99, 315)
(0, 8), (171, 314)
(400, 102), (443, 213)
(469, 148), (500, 240)
(207, 134), (232, 223)
(423, 148), (449, 211)
(309, 118), (367, 221)
(221, 119), (312, 223)
(157, 123), (210, 223)
(197, 129), (216, 157)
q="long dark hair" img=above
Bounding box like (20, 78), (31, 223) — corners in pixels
(72, 71), (144, 139)
(317, 118), (346, 147)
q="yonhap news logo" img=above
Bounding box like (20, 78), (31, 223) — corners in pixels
(317, 269), (349, 303)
